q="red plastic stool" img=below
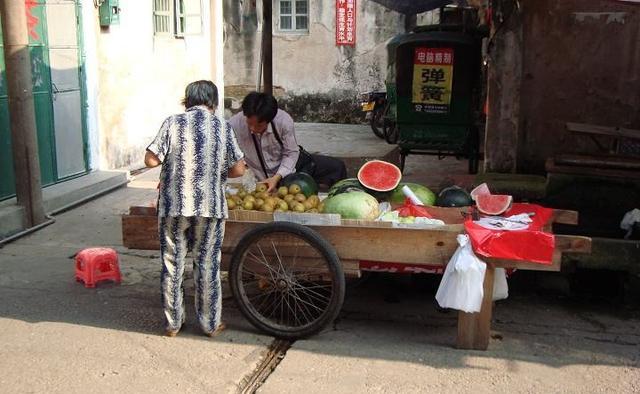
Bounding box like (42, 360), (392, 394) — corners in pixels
(75, 248), (122, 288)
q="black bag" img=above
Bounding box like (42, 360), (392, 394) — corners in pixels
(250, 122), (316, 179)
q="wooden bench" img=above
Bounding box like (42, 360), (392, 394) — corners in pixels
(546, 123), (640, 178)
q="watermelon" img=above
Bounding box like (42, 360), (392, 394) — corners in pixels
(470, 183), (491, 201)
(436, 186), (473, 207)
(321, 191), (380, 220)
(327, 178), (392, 201)
(357, 160), (402, 192)
(389, 183), (436, 205)
(280, 172), (318, 197)
(327, 178), (366, 198)
(476, 194), (513, 215)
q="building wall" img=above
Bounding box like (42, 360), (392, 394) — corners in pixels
(519, 0), (640, 172)
(222, 0), (407, 122)
(87, 1), (213, 169)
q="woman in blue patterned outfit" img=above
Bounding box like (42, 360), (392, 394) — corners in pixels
(144, 80), (246, 337)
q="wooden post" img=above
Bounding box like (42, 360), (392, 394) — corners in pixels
(0, 0), (46, 227)
(483, 0), (523, 173)
(457, 264), (495, 350)
(262, 0), (273, 95)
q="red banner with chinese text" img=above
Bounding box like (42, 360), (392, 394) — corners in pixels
(336, 0), (356, 46)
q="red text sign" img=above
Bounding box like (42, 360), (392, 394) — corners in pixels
(336, 0), (356, 46)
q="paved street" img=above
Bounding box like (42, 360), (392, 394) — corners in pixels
(1, 160), (639, 393)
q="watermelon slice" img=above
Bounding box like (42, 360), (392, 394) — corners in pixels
(476, 194), (513, 215)
(470, 183), (491, 201)
(357, 160), (402, 192)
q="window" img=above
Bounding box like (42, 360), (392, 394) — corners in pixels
(175, 0), (202, 36)
(279, 0), (308, 32)
(153, 0), (202, 37)
(153, 0), (172, 35)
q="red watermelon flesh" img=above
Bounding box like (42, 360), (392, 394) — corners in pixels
(476, 194), (513, 215)
(470, 183), (491, 201)
(357, 160), (402, 192)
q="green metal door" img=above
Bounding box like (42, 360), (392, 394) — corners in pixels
(0, 0), (87, 200)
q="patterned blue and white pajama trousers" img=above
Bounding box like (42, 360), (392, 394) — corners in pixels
(159, 216), (225, 334)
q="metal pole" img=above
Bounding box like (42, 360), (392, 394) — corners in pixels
(262, 0), (273, 95)
(0, 0), (46, 226)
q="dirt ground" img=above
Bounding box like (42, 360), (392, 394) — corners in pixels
(1, 140), (639, 393)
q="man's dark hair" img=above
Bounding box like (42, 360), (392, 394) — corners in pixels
(241, 91), (278, 122)
(182, 80), (218, 109)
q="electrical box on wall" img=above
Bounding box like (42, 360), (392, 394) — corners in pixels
(99, 0), (120, 27)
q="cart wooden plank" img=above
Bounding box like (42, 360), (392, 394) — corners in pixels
(121, 205), (591, 352)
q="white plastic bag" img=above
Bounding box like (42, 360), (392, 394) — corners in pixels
(492, 268), (509, 301)
(435, 234), (487, 313)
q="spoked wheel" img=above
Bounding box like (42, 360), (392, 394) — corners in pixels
(229, 222), (345, 339)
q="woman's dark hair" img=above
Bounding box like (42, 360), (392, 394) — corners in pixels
(241, 91), (278, 122)
(182, 80), (218, 109)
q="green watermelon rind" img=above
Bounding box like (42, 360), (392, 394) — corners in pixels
(328, 178), (392, 201)
(389, 183), (436, 205)
(321, 191), (380, 220)
(280, 172), (319, 197)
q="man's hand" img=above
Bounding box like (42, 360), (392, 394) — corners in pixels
(262, 174), (282, 193)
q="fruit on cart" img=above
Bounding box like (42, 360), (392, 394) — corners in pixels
(317, 202), (325, 213)
(283, 194), (295, 203)
(470, 182), (491, 201)
(357, 160), (402, 192)
(307, 195), (320, 208)
(322, 191), (380, 220)
(476, 194), (513, 215)
(327, 178), (392, 201)
(389, 183), (436, 205)
(228, 199), (237, 210)
(294, 193), (307, 203)
(255, 183), (268, 193)
(280, 173), (318, 197)
(277, 200), (289, 211)
(327, 178), (366, 197)
(293, 202), (305, 213)
(277, 186), (289, 198)
(436, 186), (473, 207)
(243, 201), (254, 210)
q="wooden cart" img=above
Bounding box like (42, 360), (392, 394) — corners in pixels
(122, 206), (591, 350)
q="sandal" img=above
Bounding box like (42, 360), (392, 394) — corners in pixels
(205, 322), (226, 337)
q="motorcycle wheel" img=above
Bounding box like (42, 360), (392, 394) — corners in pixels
(369, 107), (385, 139)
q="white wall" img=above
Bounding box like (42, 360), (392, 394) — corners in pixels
(223, 0), (406, 96)
(91, 0), (213, 169)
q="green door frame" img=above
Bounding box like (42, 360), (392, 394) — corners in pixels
(0, 0), (89, 201)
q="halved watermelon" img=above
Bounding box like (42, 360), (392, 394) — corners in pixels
(476, 194), (513, 215)
(470, 183), (491, 201)
(357, 160), (402, 192)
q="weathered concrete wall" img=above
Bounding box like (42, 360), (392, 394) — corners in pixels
(223, 0), (406, 122)
(93, 2), (212, 169)
(518, 0), (640, 173)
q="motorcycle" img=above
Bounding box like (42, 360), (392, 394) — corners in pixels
(359, 91), (387, 139)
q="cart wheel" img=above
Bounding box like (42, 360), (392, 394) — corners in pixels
(383, 120), (399, 144)
(229, 222), (345, 339)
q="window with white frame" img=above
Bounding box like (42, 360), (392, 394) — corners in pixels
(175, 0), (202, 36)
(153, 0), (172, 35)
(279, 0), (309, 32)
(153, 0), (202, 36)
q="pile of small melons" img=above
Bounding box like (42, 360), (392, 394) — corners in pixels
(226, 183), (323, 213)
